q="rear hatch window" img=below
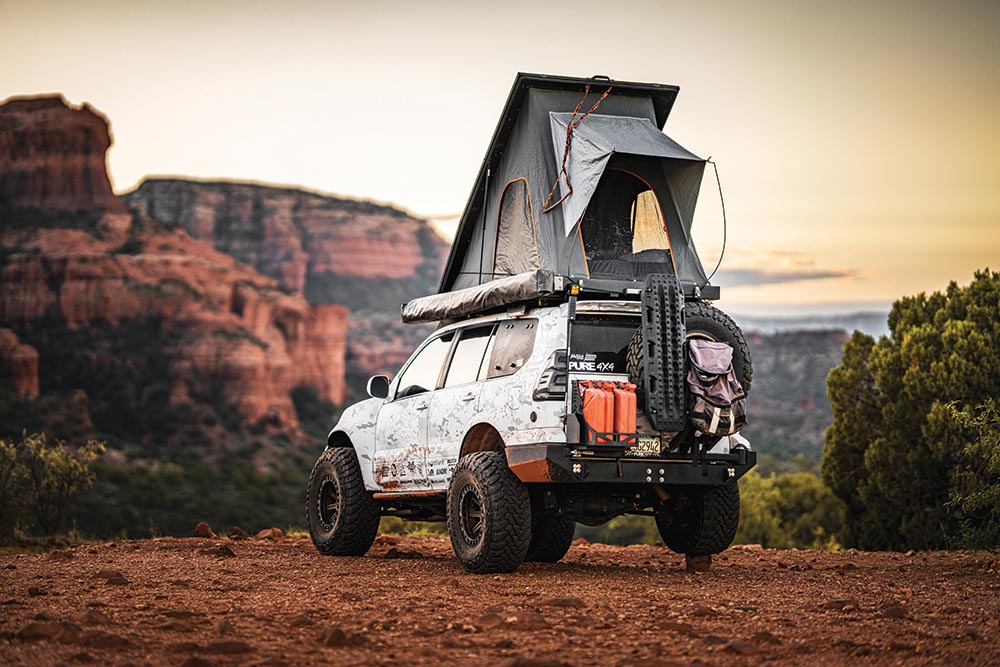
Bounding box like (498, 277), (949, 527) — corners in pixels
(569, 316), (640, 374)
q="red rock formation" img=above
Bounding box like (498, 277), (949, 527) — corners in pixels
(0, 222), (348, 426)
(0, 328), (39, 398)
(293, 304), (349, 405)
(0, 95), (126, 213)
(123, 179), (449, 397)
(123, 180), (447, 290)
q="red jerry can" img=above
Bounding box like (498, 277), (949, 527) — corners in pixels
(611, 382), (638, 442)
(579, 381), (609, 442)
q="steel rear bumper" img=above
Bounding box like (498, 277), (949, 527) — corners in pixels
(505, 443), (756, 486)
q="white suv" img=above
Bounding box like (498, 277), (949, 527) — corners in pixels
(306, 296), (755, 573)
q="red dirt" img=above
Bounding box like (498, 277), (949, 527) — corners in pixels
(1, 534), (998, 666)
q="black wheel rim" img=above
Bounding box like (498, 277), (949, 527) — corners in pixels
(318, 474), (339, 530)
(459, 484), (484, 545)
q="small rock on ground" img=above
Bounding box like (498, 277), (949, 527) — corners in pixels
(194, 522), (217, 539)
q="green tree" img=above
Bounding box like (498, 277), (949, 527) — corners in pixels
(16, 433), (105, 536)
(736, 470), (845, 549)
(822, 269), (1000, 549)
(772, 472), (845, 549)
(0, 438), (21, 542)
(735, 471), (784, 547)
(946, 400), (1000, 547)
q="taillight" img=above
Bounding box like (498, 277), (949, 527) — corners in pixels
(533, 349), (567, 400)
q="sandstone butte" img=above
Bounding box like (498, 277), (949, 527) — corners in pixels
(0, 95), (126, 214)
(122, 179), (449, 387)
(0, 94), (351, 427)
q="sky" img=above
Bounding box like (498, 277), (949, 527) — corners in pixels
(1, 0), (998, 316)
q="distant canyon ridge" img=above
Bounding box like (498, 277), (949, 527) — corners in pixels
(0, 93), (844, 466)
(0, 94), (445, 431)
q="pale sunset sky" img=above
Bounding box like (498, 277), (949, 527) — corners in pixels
(1, 0), (998, 315)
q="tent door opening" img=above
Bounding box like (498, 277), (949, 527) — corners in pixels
(579, 168), (676, 281)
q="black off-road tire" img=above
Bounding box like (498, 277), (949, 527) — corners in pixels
(306, 447), (381, 556)
(525, 514), (576, 563)
(655, 482), (740, 556)
(447, 451), (531, 574)
(627, 300), (753, 395)
(680, 301), (753, 393)
(627, 301), (752, 450)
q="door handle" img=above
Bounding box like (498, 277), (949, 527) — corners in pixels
(461, 394), (477, 402)
(415, 404), (429, 411)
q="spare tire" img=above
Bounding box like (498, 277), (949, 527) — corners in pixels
(627, 301), (752, 447)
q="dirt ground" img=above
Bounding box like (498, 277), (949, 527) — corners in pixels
(1, 533), (998, 667)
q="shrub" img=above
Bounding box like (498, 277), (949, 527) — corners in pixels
(0, 432), (105, 541)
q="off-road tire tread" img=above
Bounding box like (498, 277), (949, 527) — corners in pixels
(306, 447), (381, 557)
(684, 301), (753, 392)
(447, 451), (531, 574)
(656, 482), (740, 555)
(525, 515), (576, 563)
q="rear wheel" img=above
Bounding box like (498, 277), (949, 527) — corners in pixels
(525, 514), (575, 563)
(447, 451), (531, 573)
(306, 448), (381, 556)
(656, 482), (740, 556)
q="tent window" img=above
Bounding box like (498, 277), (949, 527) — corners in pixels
(580, 169), (675, 279)
(493, 179), (538, 278)
(632, 190), (669, 253)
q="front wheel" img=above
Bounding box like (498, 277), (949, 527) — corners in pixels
(447, 451), (531, 573)
(306, 447), (381, 556)
(656, 482), (740, 556)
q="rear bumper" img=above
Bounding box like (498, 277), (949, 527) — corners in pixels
(506, 442), (755, 486)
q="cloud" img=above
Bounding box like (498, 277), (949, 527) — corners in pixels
(715, 267), (856, 287)
(709, 251), (857, 287)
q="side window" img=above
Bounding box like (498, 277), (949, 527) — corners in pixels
(394, 332), (454, 399)
(486, 320), (538, 379)
(443, 325), (495, 388)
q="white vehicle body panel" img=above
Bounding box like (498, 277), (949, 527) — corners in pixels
(327, 301), (751, 493)
(329, 305), (573, 492)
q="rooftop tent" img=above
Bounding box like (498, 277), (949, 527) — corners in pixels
(404, 73), (713, 324)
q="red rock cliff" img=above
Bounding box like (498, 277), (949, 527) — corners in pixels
(123, 179), (449, 395)
(0, 95), (351, 427)
(0, 224), (348, 425)
(0, 95), (126, 213)
(0, 328), (39, 398)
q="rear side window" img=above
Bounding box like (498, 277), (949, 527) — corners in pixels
(569, 317), (639, 374)
(443, 325), (495, 387)
(487, 320), (537, 379)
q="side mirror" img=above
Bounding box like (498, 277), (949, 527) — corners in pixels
(366, 375), (390, 399)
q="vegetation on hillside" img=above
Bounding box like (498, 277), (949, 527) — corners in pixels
(0, 317), (323, 541)
(823, 269), (1000, 549)
(0, 432), (104, 541)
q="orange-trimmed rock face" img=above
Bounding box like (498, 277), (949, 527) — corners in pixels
(123, 180), (447, 290)
(123, 180), (448, 397)
(0, 95), (126, 213)
(0, 328), (39, 398)
(0, 223), (348, 427)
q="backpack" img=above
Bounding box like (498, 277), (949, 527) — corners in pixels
(686, 338), (747, 436)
